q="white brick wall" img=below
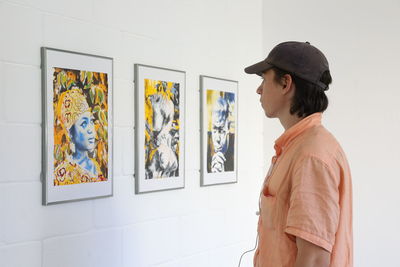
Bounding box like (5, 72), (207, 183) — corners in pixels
(0, 242), (42, 267)
(3, 63), (41, 124)
(0, 182), (93, 243)
(0, 125), (41, 182)
(0, 0), (263, 266)
(123, 218), (180, 266)
(43, 229), (123, 267)
(0, 3), (42, 66)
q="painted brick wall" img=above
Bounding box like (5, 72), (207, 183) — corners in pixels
(0, 0), (264, 266)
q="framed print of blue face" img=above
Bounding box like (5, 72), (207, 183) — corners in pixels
(42, 47), (113, 205)
(200, 76), (238, 186)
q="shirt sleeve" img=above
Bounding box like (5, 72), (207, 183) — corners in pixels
(285, 156), (340, 252)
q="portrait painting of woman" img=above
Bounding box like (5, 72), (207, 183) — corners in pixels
(52, 68), (109, 186)
(42, 47), (113, 204)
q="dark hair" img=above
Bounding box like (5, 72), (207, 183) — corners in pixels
(272, 67), (332, 118)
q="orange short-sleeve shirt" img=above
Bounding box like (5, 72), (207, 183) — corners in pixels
(254, 113), (353, 267)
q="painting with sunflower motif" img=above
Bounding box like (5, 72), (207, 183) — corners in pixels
(41, 47), (113, 205)
(134, 64), (185, 193)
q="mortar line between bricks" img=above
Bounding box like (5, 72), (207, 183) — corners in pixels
(120, 228), (124, 267)
(0, 60), (40, 68)
(3, 0), (89, 24)
(120, 30), (156, 41)
(0, 240), (42, 247)
(0, 179), (41, 184)
(177, 240), (253, 262)
(40, 226), (125, 242)
(1, 237), (43, 247)
(116, 215), (183, 231)
(0, 122), (41, 127)
(41, 239), (44, 267)
(41, 11), (119, 33)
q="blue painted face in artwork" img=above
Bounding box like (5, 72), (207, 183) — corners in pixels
(70, 111), (96, 152)
(212, 118), (229, 153)
(211, 97), (230, 153)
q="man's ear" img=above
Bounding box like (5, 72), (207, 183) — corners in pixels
(281, 74), (294, 95)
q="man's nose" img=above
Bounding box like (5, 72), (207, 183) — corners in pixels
(256, 84), (262, 95)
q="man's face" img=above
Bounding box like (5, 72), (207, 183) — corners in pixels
(256, 69), (285, 118)
(211, 119), (229, 152)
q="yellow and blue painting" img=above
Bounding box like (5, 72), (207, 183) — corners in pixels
(52, 68), (109, 186)
(144, 79), (180, 179)
(206, 89), (235, 173)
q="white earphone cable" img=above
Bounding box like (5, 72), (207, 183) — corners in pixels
(237, 232), (258, 267)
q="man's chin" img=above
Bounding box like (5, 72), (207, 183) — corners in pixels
(264, 110), (276, 118)
(265, 112), (273, 118)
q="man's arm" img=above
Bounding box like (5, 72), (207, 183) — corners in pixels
(294, 237), (330, 267)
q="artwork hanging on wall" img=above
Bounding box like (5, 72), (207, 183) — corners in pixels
(200, 75), (238, 186)
(41, 47), (113, 205)
(134, 64), (185, 194)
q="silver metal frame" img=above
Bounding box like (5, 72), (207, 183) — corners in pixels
(134, 64), (186, 194)
(41, 47), (114, 205)
(199, 75), (239, 187)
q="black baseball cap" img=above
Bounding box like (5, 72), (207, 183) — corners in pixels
(244, 41), (329, 90)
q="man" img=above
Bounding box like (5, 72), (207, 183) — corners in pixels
(244, 41), (353, 267)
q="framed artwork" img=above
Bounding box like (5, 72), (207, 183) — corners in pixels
(134, 64), (185, 194)
(200, 75), (238, 186)
(41, 47), (113, 205)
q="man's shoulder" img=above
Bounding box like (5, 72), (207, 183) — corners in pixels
(292, 125), (346, 164)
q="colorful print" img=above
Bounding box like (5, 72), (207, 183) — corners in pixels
(53, 68), (108, 186)
(144, 79), (180, 179)
(206, 90), (235, 173)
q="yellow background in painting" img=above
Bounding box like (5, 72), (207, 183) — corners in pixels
(206, 89), (235, 133)
(144, 78), (176, 142)
(206, 89), (220, 132)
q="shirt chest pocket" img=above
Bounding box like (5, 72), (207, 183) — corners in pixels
(259, 161), (290, 231)
(260, 192), (277, 230)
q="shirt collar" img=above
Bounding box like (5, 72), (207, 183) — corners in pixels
(274, 112), (322, 156)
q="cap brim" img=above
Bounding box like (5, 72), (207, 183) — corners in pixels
(244, 61), (273, 76)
